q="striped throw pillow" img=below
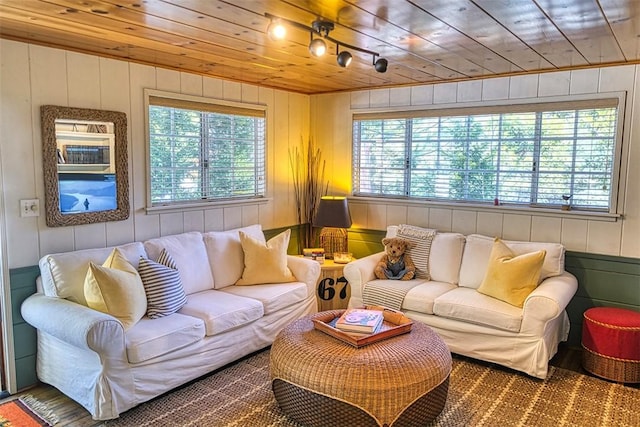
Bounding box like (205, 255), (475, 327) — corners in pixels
(139, 249), (187, 318)
(396, 224), (437, 280)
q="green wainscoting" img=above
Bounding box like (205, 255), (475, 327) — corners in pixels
(8, 226), (639, 389)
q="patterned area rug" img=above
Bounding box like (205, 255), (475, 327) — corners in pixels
(0, 395), (59, 427)
(104, 349), (640, 427)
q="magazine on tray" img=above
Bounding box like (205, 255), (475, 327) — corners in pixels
(334, 308), (384, 334)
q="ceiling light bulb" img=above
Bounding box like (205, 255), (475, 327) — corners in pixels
(309, 38), (327, 57)
(267, 20), (286, 40)
(374, 57), (388, 73)
(337, 51), (353, 68)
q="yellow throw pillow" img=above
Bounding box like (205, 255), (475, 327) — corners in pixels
(236, 229), (295, 285)
(84, 248), (147, 329)
(477, 238), (546, 308)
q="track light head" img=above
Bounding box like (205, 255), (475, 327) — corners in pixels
(267, 19), (286, 41)
(311, 19), (334, 37)
(374, 56), (388, 73)
(309, 37), (327, 57)
(337, 50), (352, 68)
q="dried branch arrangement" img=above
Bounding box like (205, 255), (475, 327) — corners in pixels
(289, 138), (329, 251)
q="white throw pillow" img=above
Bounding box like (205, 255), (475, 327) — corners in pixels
(144, 232), (214, 295)
(203, 224), (265, 289)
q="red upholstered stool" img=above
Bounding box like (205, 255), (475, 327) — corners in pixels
(582, 307), (640, 383)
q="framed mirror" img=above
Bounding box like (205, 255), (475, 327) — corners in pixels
(41, 105), (129, 227)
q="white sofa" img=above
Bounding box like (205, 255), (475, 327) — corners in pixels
(21, 225), (320, 420)
(344, 226), (578, 379)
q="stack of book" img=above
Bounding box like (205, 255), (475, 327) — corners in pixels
(333, 308), (384, 334)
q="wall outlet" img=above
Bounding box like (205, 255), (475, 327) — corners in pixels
(20, 199), (40, 217)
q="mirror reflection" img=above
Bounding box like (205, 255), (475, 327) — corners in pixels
(55, 119), (117, 214)
(41, 105), (129, 227)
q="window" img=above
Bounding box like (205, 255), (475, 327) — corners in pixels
(146, 92), (266, 207)
(352, 96), (623, 213)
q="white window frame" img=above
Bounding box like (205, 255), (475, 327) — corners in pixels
(144, 89), (267, 212)
(352, 92), (626, 219)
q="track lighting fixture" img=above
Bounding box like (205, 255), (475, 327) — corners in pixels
(337, 49), (353, 68)
(373, 55), (388, 73)
(267, 18), (286, 41)
(265, 13), (388, 72)
(309, 36), (327, 57)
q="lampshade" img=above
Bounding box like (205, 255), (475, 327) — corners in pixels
(314, 196), (352, 228)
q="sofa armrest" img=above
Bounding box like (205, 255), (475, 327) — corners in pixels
(521, 271), (578, 334)
(287, 255), (321, 296)
(21, 293), (125, 356)
(343, 252), (385, 306)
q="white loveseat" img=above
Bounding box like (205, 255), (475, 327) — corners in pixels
(344, 225), (578, 379)
(21, 225), (320, 420)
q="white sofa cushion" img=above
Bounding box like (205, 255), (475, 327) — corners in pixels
(203, 224), (265, 289)
(402, 281), (458, 315)
(144, 232), (214, 295)
(433, 287), (523, 332)
(459, 234), (565, 289)
(125, 313), (205, 364)
(39, 242), (147, 305)
(178, 289), (263, 336)
(387, 226), (465, 284)
(221, 282), (309, 315)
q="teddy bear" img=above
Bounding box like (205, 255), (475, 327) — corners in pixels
(374, 237), (416, 280)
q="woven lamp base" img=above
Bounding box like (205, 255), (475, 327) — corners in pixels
(319, 227), (347, 259)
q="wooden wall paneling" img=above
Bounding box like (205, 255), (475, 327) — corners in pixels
(433, 82), (457, 104)
(407, 206), (430, 228)
(9, 266), (39, 390)
(538, 71), (571, 97)
(367, 203), (388, 231)
(270, 90), (291, 229)
(74, 223), (107, 251)
(155, 67), (181, 93)
(476, 212), (503, 238)
(350, 92), (370, 110)
(429, 208), (453, 231)
(66, 52), (101, 109)
(102, 57), (135, 247)
(258, 86), (275, 229)
(222, 81), (241, 102)
(621, 66), (640, 257)
(561, 219), (588, 252)
(502, 214), (532, 242)
(586, 221), (623, 255)
(531, 216), (562, 243)
(203, 208), (224, 232)
(180, 72), (203, 96)
(369, 89), (390, 108)
(569, 69), (600, 94)
(481, 77), (510, 101)
(129, 63), (159, 243)
(159, 212), (184, 237)
(348, 201), (368, 230)
(456, 80), (482, 103)
(390, 87), (411, 107)
(452, 210), (477, 236)
(410, 85), (434, 106)
(223, 206), (242, 230)
(386, 205), (408, 226)
(0, 40), (39, 268)
(241, 84), (259, 104)
(508, 74), (539, 98)
(241, 204), (260, 228)
(30, 45), (75, 259)
(183, 210), (205, 233)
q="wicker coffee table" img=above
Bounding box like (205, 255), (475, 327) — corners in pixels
(270, 310), (452, 427)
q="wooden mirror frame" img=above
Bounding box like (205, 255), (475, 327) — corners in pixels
(41, 105), (130, 227)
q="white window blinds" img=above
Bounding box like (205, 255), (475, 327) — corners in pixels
(148, 94), (266, 206)
(353, 97), (621, 212)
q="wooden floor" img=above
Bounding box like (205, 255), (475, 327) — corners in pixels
(4, 344), (637, 427)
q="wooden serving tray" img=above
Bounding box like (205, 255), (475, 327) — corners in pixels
(312, 306), (413, 348)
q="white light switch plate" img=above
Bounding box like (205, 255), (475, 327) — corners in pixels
(20, 199), (40, 217)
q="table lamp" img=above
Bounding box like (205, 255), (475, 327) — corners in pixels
(313, 196), (352, 259)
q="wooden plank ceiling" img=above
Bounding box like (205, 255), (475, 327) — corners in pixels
(0, 0), (639, 94)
